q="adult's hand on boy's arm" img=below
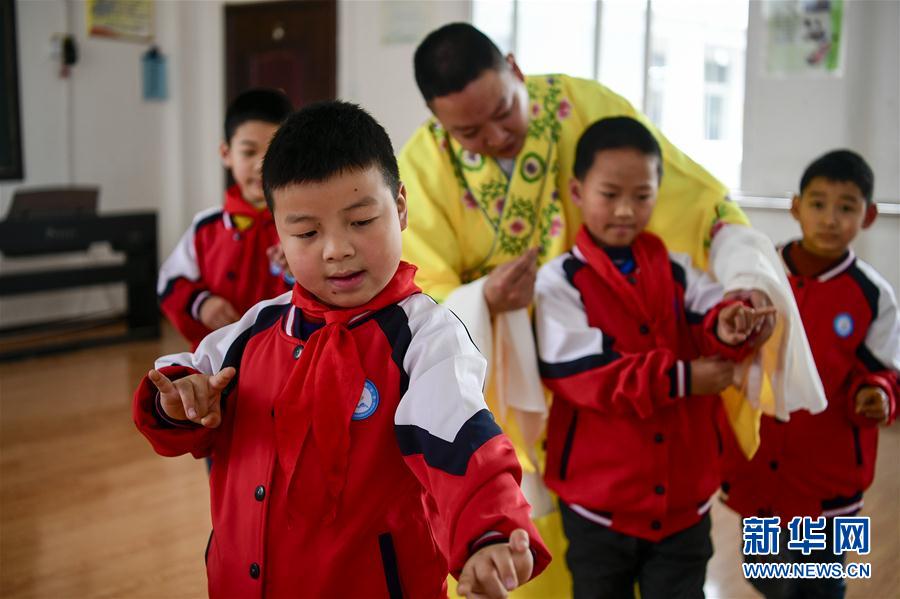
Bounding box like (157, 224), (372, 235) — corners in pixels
(855, 386), (890, 423)
(148, 367), (235, 428)
(691, 357), (735, 395)
(724, 289), (776, 347)
(717, 303), (778, 346)
(457, 529), (533, 599)
(199, 295), (241, 330)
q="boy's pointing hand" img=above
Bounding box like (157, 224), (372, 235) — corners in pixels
(149, 367), (236, 428)
(458, 528), (533, 598)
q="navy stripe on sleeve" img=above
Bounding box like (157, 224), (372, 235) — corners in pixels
(372, 305), (413, 397)
(395, 409), (502, 475)
(539, 334), (620, 379)
(195, 210), (223, 233)
(846, 262), (880, 322)
(670, 261), (687, 289)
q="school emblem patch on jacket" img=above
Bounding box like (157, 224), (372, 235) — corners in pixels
(352, 380), (379, 420)
(833, 312), (854, 338)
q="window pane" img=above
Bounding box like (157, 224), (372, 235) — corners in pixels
(516, 0), (597, 79)
(649, 0), (748, 189)
(597, 0), (648, 109)
(704, 93), (724, 140)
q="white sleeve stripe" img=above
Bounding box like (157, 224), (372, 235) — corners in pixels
(535, 256), (608, 366)
(852, 260), (900, 372)
(669, 251), (724, 316)
(190, 290), (211, 320)
(395, 294), (489, 443)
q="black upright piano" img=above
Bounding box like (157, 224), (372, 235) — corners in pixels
(0, 211), (160, 360)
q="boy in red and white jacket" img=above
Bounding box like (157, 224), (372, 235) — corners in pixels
(134, 102), (550, 598)
(158, 89), (294, 348)
(533, 117), (773, 599)
(720, 150), (898, 599)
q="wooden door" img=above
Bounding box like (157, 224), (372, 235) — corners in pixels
(225, 0), (336, 109)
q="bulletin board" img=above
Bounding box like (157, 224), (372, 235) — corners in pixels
(87, 0), (154, 43)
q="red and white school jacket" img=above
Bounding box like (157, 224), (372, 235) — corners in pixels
(157, 185), (290, 348)
(534, 234), (750, 542)
(134, 291), (550, 598)
(721, 243), (899, 522)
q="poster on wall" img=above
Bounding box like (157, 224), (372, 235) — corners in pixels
(763, 0), (843, 76)
(87, 0), (154, 43)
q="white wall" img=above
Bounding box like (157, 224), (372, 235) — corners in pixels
(742, 0), (900, 200)
(338, 0), (470, 152)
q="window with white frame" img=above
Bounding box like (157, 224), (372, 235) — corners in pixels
(472, 0), (749, 189)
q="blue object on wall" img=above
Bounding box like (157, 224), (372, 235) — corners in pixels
(142, 46), (167, 101)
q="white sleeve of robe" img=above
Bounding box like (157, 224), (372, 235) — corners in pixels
(709, 224), (827, 419)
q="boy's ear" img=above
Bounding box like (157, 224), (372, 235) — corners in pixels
(219, 141), (232, 168)
(569, 177), (583, 207)
(790, 194), (801, 220)
(396, 183), (409, 231)
(862, 202), (878, 229)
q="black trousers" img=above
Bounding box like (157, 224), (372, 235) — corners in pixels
(560, 502), (713, 599)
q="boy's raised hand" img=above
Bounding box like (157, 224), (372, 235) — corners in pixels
(148, 367), (236, 428)
(855, 386), (890, 423)
(457, 529), (533, 599)
(717, 303), (778, 346)
(724, 290), (777, 346)
(199, 295), (241, 330)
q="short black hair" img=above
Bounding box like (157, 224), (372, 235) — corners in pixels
(414, 23), (506, 102)
(799, 149), (874, 204)
(574, 117), (663, 181)
(262, 101), (400, 210)
(224, 88), (294, 142)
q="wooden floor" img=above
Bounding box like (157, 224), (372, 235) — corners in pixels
(1, 324), (897, 598)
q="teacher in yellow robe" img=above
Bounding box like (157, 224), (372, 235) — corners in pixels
(399, 23), (823, 598)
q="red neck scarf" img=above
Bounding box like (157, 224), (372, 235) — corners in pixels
(274, 262), (420, 518)
(575, 226), (678, 345)
(784, 240), (849, 278)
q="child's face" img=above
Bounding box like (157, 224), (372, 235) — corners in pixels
(221, 120), (280, 206)
(571, 148), (659, 247)
(791, 177), (868, 258)
(272, 166), (407, 308)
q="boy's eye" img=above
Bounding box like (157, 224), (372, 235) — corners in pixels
(811, 201), (824, 209)
(601, 192), (616, 199)
(294, 230), (317, 239)
(636, 195), (651, 202)
(353, 217), (377, 227)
